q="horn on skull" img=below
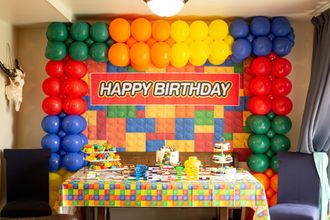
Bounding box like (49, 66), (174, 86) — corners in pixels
(0, 61), (13, 77)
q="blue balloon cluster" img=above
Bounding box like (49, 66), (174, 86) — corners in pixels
(41, 112), (87, 172)
(230, 16), (295, 61)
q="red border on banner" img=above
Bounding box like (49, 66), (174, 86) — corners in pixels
(90, 73), (240, 106)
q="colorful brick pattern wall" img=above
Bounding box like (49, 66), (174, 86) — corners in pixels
(82, 59), (252, 160)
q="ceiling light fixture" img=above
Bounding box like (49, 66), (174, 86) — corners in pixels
(144, 0), (188, 17)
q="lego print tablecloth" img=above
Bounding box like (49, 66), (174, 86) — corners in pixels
(57, 170), (269, 220)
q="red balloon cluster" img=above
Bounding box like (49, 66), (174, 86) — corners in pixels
(42, 58), (88, 115)
(248, 54), (293, 115)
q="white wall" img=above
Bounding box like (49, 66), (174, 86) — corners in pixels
(0, 18), (15, 210)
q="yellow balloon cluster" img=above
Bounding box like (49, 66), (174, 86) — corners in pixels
(184, 156), (202, 180)
(108, 18), (232, 69)
(49, 168), (75, 213)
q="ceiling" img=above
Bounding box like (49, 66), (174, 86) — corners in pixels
(0, 0), (329, 25)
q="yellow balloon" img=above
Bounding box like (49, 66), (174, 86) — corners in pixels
(57, 167), (66, 176)
(63, 171), (75, 180)
(190, 20), (208, 41)
(203, 36), (214, 45)
(170, 20), (189, 42)
(49, 172), (62, 191)
(49, 191), (58, 210)
(224, 35), (234, 47)
(184, 37), (194, 46)
(209, 19), (229, 40)
(209, 40), (231, 65)
(171, 43), (190, 68)
(189, 41), (210, 66)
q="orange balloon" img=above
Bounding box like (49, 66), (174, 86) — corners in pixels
(147, 37), (156, 48)
(151, 42), (171, 68)
(131, 61), (150, 72)
(265, 168), (275, 178)
(109, 18), (130, 43)
(270, 174), (278, 192)
(266, 188), (275, 199)
(108, 43), (129, 66)
(269, 193), (277, 207)
(152, 20), (170, 41)
(165, 37), (176, 46)
(126, 37), (137, 48)
(131, 18), (151, 42)
(253, 173), (270, 190)
(130, 42), (150, 66)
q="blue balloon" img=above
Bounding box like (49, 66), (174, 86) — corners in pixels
(49, 153), (61, 172)
(58, 148), (67, 156)
(287, 28), (295, 42)
(79, 151), (88, 166)
(273, 37), (293, 56)
(79, 133), (88, 146)
(41, 134), (60, 152)
(229, 19), (249, 39)
(250, 17), (271, 36)
(232, 39), (252, 60)
(230, 55), (244, 64)
(41, 116), (61, 134)
(62, 134), (84, 153)
(268, 33), (275, 41)
(62, 153), (84, 172)
(247, 34), (255, 43)
(271, 17), (291, 37)
(62, 115), (87, 134)
(57, 130), (66, 138)
(252, 36), (272, 56)
(59, 111), (67, 119)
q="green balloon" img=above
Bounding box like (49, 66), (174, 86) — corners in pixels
(271, 134), (290, 152)
(247, 154), (269, 172)
(270, 156), (279, 172)
(266, 129), (276, 138)
(47, 22), (68, 41)
(89, 43), (108, 62)
(272, 116), (292, 134)
(70, 21), (89, 41)
(267, 111), (276, 119)
(90, 22), (109, 42)
(85, 38), (94, 46)
(265, 149), (275, 158)
(247, 115), (271, 134)
(248, 134), (270, 153)
(45, 41), (67, 60)
(65, 37), (73, 46)
(69, 41), (88, 61)
(106, 38), (114, 46)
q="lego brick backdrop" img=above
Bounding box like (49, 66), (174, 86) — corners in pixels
(82, 59), (252, 160)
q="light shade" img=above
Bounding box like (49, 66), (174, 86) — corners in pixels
(144, 0), (188, 17)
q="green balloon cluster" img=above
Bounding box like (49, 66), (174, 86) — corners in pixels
(270, 156), (279, 172)
(271, 134), (290, 152)
(271, 116), (292, 134)
(247, 154), (269, 172)
(247, 115), (271, 134)
(45, 21), (110, 62)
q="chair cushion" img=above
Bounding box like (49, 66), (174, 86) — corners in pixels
(0, 200), (52, 218)
(269, 203), (319, 220)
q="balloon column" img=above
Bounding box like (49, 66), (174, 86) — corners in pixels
(108, 18), (233, 69)
(237, 16), (295, 207)
(230, 17), (295, 62)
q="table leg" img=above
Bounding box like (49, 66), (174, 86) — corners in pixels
(219, 207), (228, 220)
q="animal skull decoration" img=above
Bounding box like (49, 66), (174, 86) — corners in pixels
(0, 59), (26, 111)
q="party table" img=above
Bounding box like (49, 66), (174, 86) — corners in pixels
(56, 169), (269, 220)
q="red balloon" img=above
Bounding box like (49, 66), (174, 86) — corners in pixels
(248, 95), (272, 115)
(249, 76), (271, 95)
(63, 97), (87, 115)
(272, 96), (293, 115)
(272, 58), (292, 77)
(250, 57), (272, 76)
(42, 96), (62, 115)
(268, 92), (276, 101)
(62, 78), (88, 97)
(271, 77), (292, 96)
(42, 77), (61, 96)
(45, 60), (65, 77)
(65, 60), (87, 78)
(268, 52), (278, 61)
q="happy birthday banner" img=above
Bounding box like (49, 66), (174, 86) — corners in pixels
(90, 73), (240, 105)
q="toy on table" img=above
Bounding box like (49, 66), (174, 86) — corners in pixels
(135, 164), (147, 180)
(175, 166), (184, 181)
(184, 156), (202, 180)
(82, 143), (122, 171)
(212, 138), (236, 175)
(160, 165), (173, 182)
(156, 146), (179, 165)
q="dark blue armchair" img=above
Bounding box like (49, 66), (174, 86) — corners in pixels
(269, 152), (320, 220)
(1, 149), (52, 218)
